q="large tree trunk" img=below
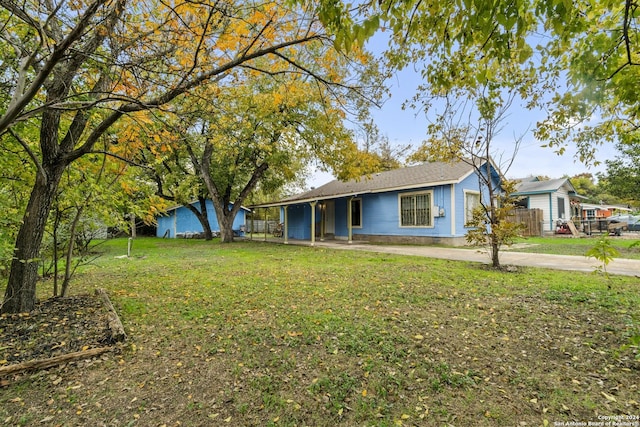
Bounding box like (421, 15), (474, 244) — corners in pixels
(184, 196), (213, 240)
(218, 210), (235, 243)
(2, 166), (64, 313)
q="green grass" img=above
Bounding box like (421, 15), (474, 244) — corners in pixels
(2, 238), (639, 426)
(512, 235), (640, 259)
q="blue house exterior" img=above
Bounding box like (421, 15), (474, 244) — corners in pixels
(156, 199), (248, 238)
(251, 159), (502, 246)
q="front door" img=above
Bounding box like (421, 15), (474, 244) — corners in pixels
(324, 201), (335, 236)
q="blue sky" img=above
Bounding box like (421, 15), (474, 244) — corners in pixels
(309, 37), (618, 188)
(369, 66), (616, 178)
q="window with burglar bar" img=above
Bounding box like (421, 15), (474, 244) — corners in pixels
(400, 192), (432, 227)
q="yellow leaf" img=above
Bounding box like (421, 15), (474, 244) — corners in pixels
(224, 416), (232, 422)
(401, 414), (410, 419)
(601, 391), (617, 402)
(362, 389), (367, 397)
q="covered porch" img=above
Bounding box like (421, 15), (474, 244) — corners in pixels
(249, 194), (364, 246)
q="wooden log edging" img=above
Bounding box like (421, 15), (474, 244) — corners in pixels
(0, 347), (112, 377)
(95, 288), (127, 342)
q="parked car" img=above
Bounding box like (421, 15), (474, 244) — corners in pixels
(607, 214), (640, 232)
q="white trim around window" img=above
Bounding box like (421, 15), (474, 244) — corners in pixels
(464, 190), (481, 225)
(398, 190), (434, 228)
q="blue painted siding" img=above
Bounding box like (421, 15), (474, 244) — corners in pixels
(287, 184), (461, 239)
(456, 166), (500, 235)
(156, 200), (246, 238)
(282, 166), (499, 240)
(284, 204), (313, 240)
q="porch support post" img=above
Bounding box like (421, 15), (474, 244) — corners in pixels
(250, 210), (254, 240)
(283, 206), (289, 245)
(310, 201), (317, 246)
(347, 197), (353, 244)
(264, 209), (268, 241)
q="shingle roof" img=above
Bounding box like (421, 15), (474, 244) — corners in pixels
(252, 160), (480, 207)
(513, 178), (575, 195)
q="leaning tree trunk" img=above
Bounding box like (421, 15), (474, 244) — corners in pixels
(184, 197), (213, 240)
(2, 166), (65, 313)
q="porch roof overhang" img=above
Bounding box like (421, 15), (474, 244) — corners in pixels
(249, 191), (369, 209)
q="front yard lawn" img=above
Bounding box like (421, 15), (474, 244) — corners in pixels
(1, 238), (638, 426)
(512, 235), (640, 259)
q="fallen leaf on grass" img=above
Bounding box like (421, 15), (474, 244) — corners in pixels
(601, 391), (617, 402)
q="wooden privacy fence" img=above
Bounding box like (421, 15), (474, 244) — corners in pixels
(506, 208), (543, 237)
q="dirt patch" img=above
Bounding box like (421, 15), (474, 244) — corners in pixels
(0, 286), (638, 426)
(0, 294), (117, 368)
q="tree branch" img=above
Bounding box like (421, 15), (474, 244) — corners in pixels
(6, 128), (47, 183)
(66, 32), (325, 163)
(0, 0), (109, 135)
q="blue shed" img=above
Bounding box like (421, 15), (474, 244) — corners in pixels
(250, 159), (502, 246)
(156, 199), (249, 238)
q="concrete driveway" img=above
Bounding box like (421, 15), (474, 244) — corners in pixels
(288, 240), (640, 277)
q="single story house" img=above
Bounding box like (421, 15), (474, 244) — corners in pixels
(250, 159), (502, 246)
(512, 177), (584, 232)
(156, 199), (248, 238)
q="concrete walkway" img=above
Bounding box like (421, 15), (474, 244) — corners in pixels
(280, 239), (640, 277)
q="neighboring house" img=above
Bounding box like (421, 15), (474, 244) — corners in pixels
(249, 159), (502, 246)
(156, 199), (249, 238)
(581, 203), (632, 221)
(512, 177), (584, 232)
